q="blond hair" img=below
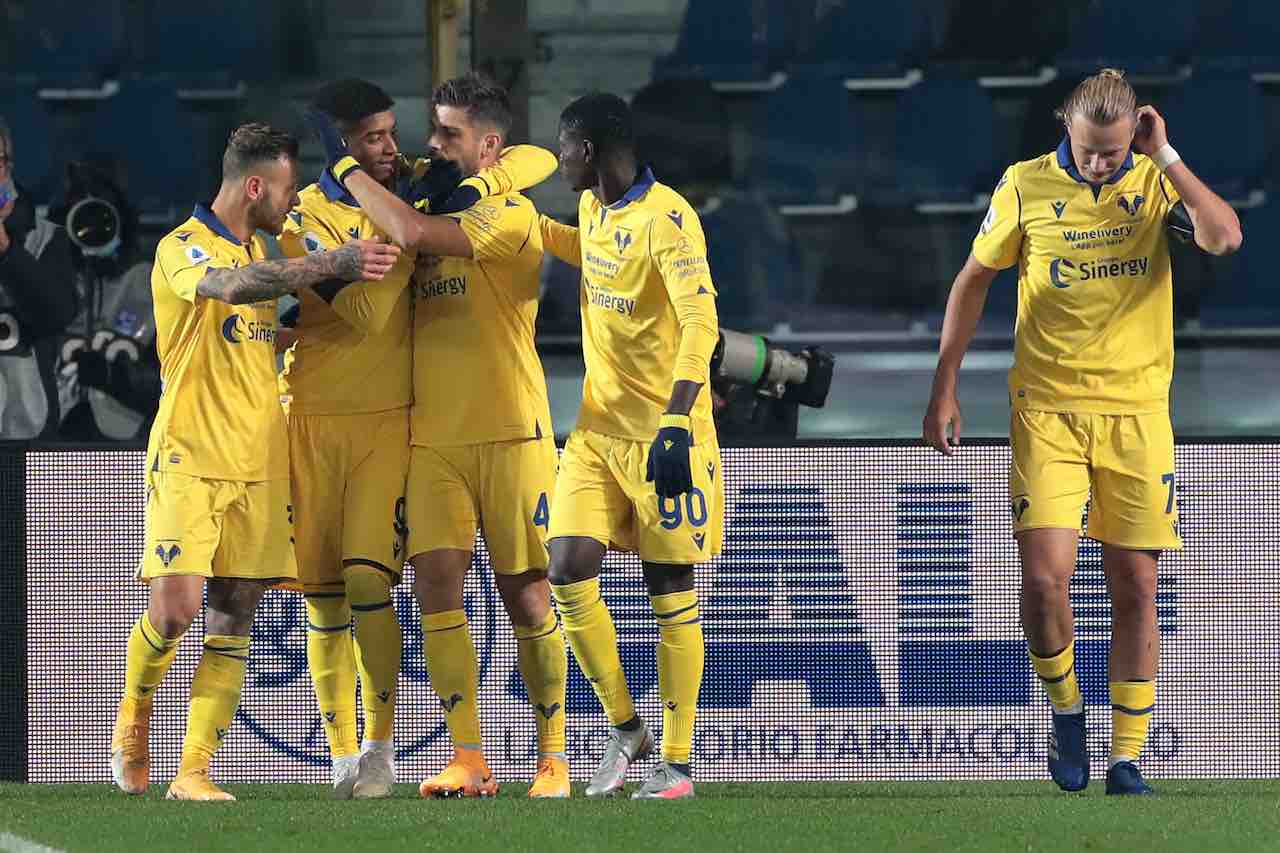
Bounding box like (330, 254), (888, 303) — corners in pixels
(1055, 68), (1137, 126)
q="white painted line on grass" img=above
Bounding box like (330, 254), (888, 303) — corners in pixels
(0, 831), (66, 853)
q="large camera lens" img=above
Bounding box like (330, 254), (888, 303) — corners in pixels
(66, 196), (122, 258)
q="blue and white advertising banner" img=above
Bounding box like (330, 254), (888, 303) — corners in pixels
(25, 444), (1280, 782)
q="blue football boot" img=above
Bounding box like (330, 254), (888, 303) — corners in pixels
(1106, 760), (1154, 795)
(1047, 711), (1090, 791)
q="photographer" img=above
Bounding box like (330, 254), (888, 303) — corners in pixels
(51, 161), (161, 441)
(0, 116), (78, 439)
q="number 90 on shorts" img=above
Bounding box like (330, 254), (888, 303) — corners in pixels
(550, 428), (725, 564)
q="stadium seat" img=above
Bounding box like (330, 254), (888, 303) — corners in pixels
(1054, 0), (1197, 78)
(1194, 0), (1280, 74)
(1199, 200), (1280, 327)
(652, 0), (791, 89)
(787, 0), (942, 83)
(744, 77), (859, 209)
(52, 81), (207, 219)
(855, 77), (997, 209)
(930, 1), (1071, 79)
(0, 86), (59, 202)
(0, 0), (126, 86)
(1160, 72), (1266, 205)
(138, 0), (285, 91)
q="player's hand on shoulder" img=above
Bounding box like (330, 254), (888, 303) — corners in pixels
(923, 390), (962, 456)
(401, 157), (465, 213)
(1133, 105), (1170, 157)
(332, 236), (401, 281)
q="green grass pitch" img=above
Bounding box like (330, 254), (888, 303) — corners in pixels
(3, 781), (1279, 852)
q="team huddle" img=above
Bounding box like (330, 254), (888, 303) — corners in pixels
(109, 68), (1239, 802)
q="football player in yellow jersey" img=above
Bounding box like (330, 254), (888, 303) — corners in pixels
(309, 73), (568, 798)
(276, 78), (420, 801)
(110, 124), (400, 801)
(924, 69), (1241, 796)
(284, 78), (564, 799)
(537, 93), (721, 800)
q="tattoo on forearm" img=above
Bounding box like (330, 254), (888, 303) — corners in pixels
(197, 244), (363, 304)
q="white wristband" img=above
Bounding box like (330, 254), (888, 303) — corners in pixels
(1152, 144), (1181, 171)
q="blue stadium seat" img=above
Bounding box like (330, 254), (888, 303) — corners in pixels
(930, 1), (1070, 76)
(139, 0), (284, 88)
(1160, 73), (1265, 204)
(745, 77), (858, 207)
(53, 81), (205, 218)
(788, 0), (941, 81)
(1054, 0), (1197, 77)
(856, 78), (996, 208)
(0, 86), (59, 202)
(1199, 201), (1280, 327)
(1, 1), (126, 85)
(700, 190), (797, 328)
(653, 0), (791, 87)
(1194, 0), (1280, 73)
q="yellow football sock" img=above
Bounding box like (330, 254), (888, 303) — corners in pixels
(179, 634), (249, 772)
(423, 609), (481, 751)
(552, 578), (635, 727)
(1110, 679), (1156, 764)
(305, 592), (358, 758)
(1029, 641), (1083, 714)
(652, 590), (703, 765)
(122, 611), (182, 712)
(346, 566), (402, 743)
(514, 608), (567, 755)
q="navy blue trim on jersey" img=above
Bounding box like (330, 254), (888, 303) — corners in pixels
(606, 165), (657, 210)
(319, 169), (361, 207)
(192, 203), (246, 246)
(1056, 136), (1134, 187)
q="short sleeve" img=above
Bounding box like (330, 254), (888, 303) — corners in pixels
(971, 165), (1024, 271)
(153, 235), (232, 303)
(278, 207), (340, 259)
(1157, 171), (1182, 211)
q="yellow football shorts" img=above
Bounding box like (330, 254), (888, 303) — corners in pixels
(1009, 409), (1182, 550)
(549, 427), (724, 565)
(140, 470), (297, 582)
(405, 436), (558, 574)
(288, 408), (410, 590)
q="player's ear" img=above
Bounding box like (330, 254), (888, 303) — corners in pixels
(245, 175), (264, 201)
(582, 138), (596, 166)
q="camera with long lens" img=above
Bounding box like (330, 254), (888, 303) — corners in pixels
(709, 329), (835, 442)
(64, 190), (123, 260)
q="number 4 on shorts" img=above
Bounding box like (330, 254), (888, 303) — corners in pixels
(532, 492), (550, 529)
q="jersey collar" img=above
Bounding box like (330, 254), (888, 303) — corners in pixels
(1056, 135), (1134, 186)
(192, 203), (245, 246)
(319, 168), (361, 207)
(606, 165), (657, 210)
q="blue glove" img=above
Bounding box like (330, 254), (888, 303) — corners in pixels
(400, 159), (465, 212)
(304, 108), (360, 182)
(646, 414), (694, 499)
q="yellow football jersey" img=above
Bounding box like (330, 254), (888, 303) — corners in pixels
(147, 205), (288, 481)
(546, 168), (720, 443)
(277, 170), (415, 416)
(410, 191), (553, 446)
(973, 138), (1181, 414)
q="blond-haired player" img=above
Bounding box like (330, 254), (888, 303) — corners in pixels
(924, 69), (1241, 795)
